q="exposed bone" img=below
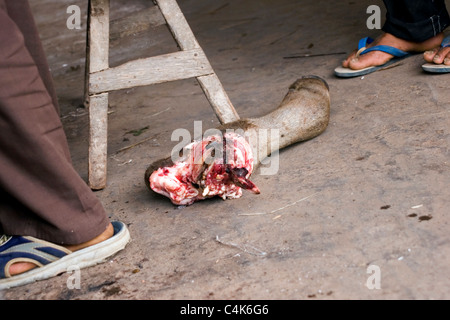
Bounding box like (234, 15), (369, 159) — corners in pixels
(145, 76), (330, 200)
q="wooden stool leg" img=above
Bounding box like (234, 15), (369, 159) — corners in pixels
(196, 74), (239, 124)
(155, 0), (240, 124)
(88, 93), (109, 189)
(86, 0), (110, 189)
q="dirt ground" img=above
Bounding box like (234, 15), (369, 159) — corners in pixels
(2, 0), (449, 300)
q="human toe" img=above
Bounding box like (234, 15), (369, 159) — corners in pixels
(431, 46), (450, 64)
(423, 47), (439, 63)
(342, 50), (357, 68)
(348, 51), (391, 70)
(442, 48), (450, 65)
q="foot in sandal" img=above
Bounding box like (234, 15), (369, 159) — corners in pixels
(0, 221), (130, 289)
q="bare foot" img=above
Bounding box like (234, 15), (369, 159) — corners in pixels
(343, 32), (445, 70)
(423, 43), (450, 65)
(7, 223), (114, 277)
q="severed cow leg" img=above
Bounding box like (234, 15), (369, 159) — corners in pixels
(145, 76), (330, 206)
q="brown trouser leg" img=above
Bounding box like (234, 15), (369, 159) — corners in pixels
(0, 0), (109, 245)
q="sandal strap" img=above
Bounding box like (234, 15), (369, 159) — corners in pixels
(356, 36), (409, 58)
(0, 236), (71, 278)
(358, 36), (375, 50)
(442, 35), (450, 48)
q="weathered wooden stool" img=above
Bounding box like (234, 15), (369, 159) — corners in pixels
(85, 0), (240, 189)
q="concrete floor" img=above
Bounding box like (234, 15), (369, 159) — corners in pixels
(2, 0), (449, 300)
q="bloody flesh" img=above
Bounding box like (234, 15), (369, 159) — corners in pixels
(149, 132), (259, 206)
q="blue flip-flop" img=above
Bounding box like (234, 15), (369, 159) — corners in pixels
(334, 37), (412, 78)
(0, 220), (130, 290)
(422, 35), (450, 73)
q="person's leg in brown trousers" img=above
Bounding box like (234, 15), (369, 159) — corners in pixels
(0, 1), (117, 276)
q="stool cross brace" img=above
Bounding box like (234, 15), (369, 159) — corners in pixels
(85, 0), (240, 189)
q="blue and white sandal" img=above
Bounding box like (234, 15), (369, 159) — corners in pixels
(0, 221), (130, 290)
(334, 37), (412, 78)
(422, 35), (450, 73)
